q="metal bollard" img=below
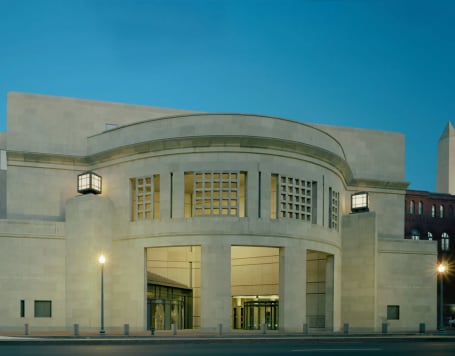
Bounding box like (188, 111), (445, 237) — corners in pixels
(24, 323), (29, 336)
(382, 322), (388, 334)
(172, 323), (177, 336)
(343, 323), (349, 334)
(124, 323), (129, 336)
(73, 323), (79, 336)
(218, 323), (223, 336)
(150, 327), (155, 336)
(419, 323), (426, 334)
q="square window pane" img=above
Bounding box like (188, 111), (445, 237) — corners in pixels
(387, 305), (399, 320)
(34, 300), (52, 318)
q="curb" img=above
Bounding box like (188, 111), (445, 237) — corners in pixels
(2, 333), (455, 344)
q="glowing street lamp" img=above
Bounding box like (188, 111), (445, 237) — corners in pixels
(438, 263), (447, 331)
(99, 255), (106, 334)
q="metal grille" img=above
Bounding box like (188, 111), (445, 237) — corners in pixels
(193, 172), (240, 216)
(133, 176), (159, 220)
(330, 189), (339, 230)
(278, 176), (312, 221)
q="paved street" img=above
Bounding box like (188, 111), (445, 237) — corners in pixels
(0, 340), (455, 356)
(1, 338), (455, 356)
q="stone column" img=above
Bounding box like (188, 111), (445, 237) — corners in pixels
(325, 255), (335, 331)
(247, 170), (259, 219)
(260, 168), (271, 220)
(200, 241), (231, 331)
(65, 194), (114, 329)
(159, 171), (172, 220)
(172, 172), (185, 218)
(341, 212), (377, 330)
(279, 242), (307, 331)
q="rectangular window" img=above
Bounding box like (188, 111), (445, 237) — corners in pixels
(442, 234), (450, 251)
(20, 300), (25, 318)
(387, 305), (399, 320)
(184, 171), (246, 217)
(34, 300), (52, 318)
(131, 175), (160, 221)
(329, 188), (339, 230)
(312, 182), (318, 224)
(270, 174), (278, 219)
(271, 174), (314, 222)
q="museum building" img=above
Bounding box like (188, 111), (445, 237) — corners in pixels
(0, 92), (437, 332)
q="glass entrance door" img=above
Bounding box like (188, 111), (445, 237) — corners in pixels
(147, 299), (186, 330)
(243, 300), (278, 330)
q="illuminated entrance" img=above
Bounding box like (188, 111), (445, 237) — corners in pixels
(231, 246), (280, 330)
(146, 278), (193, 330)
(145, 245), (201, 330)
(244, 300), (279, 330)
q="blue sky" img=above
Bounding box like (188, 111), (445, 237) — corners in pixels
(0, 0), (454, 192)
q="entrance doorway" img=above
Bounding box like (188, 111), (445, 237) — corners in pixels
(147, 295), (191, 330)
(244, 300), (279, 330)
(231, 246), (280, 329)
(146, 246), (200, 329)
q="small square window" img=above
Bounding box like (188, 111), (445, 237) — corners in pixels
(387, 305), (399, 320)
(34, 300), (52, 318)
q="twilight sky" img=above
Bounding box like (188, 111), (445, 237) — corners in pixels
(0, 0), (454, 191)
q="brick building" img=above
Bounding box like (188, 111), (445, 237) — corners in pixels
(405, 121), (455, 325)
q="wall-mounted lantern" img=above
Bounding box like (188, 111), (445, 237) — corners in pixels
(77, 171), (102, 195)
(351, 191), (369, 213)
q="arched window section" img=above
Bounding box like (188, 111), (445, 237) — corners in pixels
(432, 205), (436, 218)
(427, 232), (433, 240)
(409, 201), (415, 214)
(418, 201), (423, 215)
(411, 229), (420, 240)
(440, 205), (445, 218)
(441, 232), (450, 251)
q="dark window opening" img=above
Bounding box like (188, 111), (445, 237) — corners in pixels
(20, 300), (25, 318)
(387, 305), (399, 320)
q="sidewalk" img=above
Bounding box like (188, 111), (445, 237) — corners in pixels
(1, 328), (455, 343)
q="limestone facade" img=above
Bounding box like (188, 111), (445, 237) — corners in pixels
(0, 92), (436, 332)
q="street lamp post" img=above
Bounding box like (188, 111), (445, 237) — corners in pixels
(99, 255), (106, 334)
(438, 263), (446, 331)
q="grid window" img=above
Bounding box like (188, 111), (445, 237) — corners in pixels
(273, 175), (313, 221)
(132, 175), (160, 221)
(185, 171), (245, 217)
(387, 305), (399, 320)
(329, 188), (339, 230)
(34, 300), (52, 318)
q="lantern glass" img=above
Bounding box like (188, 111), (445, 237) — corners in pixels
(77, 171), (102, 194)
(351, 192), (369, 213)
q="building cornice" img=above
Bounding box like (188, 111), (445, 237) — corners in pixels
(7, 135), (408, 190)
